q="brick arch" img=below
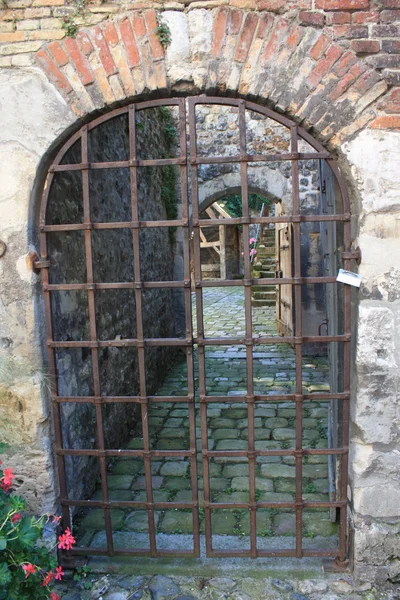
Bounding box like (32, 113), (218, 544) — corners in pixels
(35, 7), (390, 147)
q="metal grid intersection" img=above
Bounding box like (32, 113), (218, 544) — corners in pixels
(39, 96), (352, 565)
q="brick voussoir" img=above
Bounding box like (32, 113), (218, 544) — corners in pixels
(63, 36), (94, 86)
(144, 9), (164, 60)
(234, 12), (259, 62)
(91, 25), (118, 76)
(211, 6), (229, 57)
(35, 47), (73, 94)
(307, 43), (343, 87)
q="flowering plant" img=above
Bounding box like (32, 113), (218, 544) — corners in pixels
(0, 459), (75, 600)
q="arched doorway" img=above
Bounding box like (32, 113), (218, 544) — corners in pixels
(39, 96), (351, 566)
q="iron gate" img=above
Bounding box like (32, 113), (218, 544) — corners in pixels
(39, 96), (353, 567)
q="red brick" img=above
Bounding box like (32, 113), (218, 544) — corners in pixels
(144, 9), (164, 60)
(329, 63), (365, 100)
(228, 9), (242, 35)
(0, 9), (24, 22)
(352, 39), (380, 53)
(383, 70), (400, 85)
(131, 14), (146, 39)
(316, 0), (369, 8)
(211, 7), (229, 57)
(333, 25), (368, 38)
(382, 39), (400, 53)
(326, 12), (351, 24)
(380, 0), (400, 7)
(118, 18), (140, 68)
(308, 43), (343, 87)
(370, 115), (400, 129)
(372, 24), (400, 36)
(353, 69), (381, 94)
(257, 0), (286, 11)
(333, 50), (358, 76)
(375, 54), (400, 68)
(377, 87), (400, 112)
(235, 12), (258, 62)
(63, 37), (94, 86)
(256, 13), (274, 38)
(47, 40), (69, 66)
(380, 9), (400, 23)
(91, 26), (117, 76)
(103, 21), (119, 47)
(299, 11), (325, 27)
(261, 18), (290, 63)
(287, 24), (304, 49)
(352, 11), (379, 23)
(76, 31), (94, 56)
(0, 31), (25, 42)
(35, 49), (72, 94)
(310, 33), (331, 60)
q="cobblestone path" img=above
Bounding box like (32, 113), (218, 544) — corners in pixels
(76, 288), (336, 552)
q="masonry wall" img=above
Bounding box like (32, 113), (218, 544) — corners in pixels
(0, 0), (400, 583)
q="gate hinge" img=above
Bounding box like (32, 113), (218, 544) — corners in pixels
(342, 246), (361, 266)
(27, 251), (50, 274)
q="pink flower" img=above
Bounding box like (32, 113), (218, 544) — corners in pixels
(11, 513), (21, 523)
(55, 565), (64, 581)
(57, 527), (76, 550)
(50, 593), (61, 600)
(22, 563), (36, 579)
(42, 571), (54, 586)
(249, 248), (257, 257)
(249, 237), (257, 245)
(1, 468), (15, 492)
(51, 515), (61, 524)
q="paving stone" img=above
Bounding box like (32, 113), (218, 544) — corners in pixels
(274, 479), (296, 493)
(313, 478), (329, 493)
(261, 464), (296, 478)
(217, 492), (250, 503)
(111, 460), (144, 476)
(209, 418), (236, 428)
(272, 428), (296, 440)
(158, 428), (187, 439)
(155, 439), (188, 450)
(241, 511), (272, 535)
(206, 477), (230, 491)
(126, 439), (144, 449)
(236, 418), (262, 428)
(264, 417), (289, 428)
(169, 409), (188, 417)
(149, 575), (180, 599)
(222, 464), (249, 478)
(107, 475), (134, 490)
(241, 428), (271, 440)
(274, 513), (296, 535)
(133, 490), (169, 502)
(125, 510), (160, 532)
(302, 430), (320, 441)
(213, 428), (239, 440)
(208, 511), (237, 534)
(160, 462), (188, 477)
(254, 408), (276, 417)
(132, 476), (164, 490)
(260, 492), (294, 503)
(222, 408), (248, 419)
(174, 489), (193, 502)
(303, 464), (328, 479)
(91, 489), (133, 502)
(216, 439), (248, 450)
(159, 511), (193, 534)
(164, 418), (183, 428)
(80, 509), (125, 531)
(302, 418), (318, 428)
(278, 409), (296, 417)
(272, 579), (293, 592)
(164, 477), (192, 490)
(303, 513), (338, 536)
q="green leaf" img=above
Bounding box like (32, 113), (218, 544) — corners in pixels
(0, 563), (11, 586)
(0, 537), (6, 550)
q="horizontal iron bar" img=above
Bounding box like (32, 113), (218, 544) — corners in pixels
(48, 338), (192, 348)
(50, 157), (186, 172)
(43, 276), (340, 291)
(197, 214), (350, 227)
(62, 499), (197, 510)
(42, 219), (185, 231)
(68, 548), (197, 558)
(53, 395), (191, 404)
(56, 448), (192, 457)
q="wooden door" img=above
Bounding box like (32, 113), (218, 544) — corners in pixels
(275, 223), (294, 337)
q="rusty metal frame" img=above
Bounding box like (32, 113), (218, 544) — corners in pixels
(39, 95), (352, 565)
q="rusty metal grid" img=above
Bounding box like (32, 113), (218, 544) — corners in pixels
(39, 96), (352, 566)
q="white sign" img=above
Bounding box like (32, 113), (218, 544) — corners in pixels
(336, 269), (362, 288)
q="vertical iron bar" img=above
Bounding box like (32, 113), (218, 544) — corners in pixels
(189, 98), (212, 554)
(179, 98), (200, 557)
(129, 104), (157, 556)
(291, 126), (303, 559)
(81, 126), (114, 556)
(240, 101), (257, 558)
(40, 201), (71, 533)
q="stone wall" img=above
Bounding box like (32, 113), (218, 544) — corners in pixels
(0, 2), (399, 583)
(46, 107), (181, 501)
